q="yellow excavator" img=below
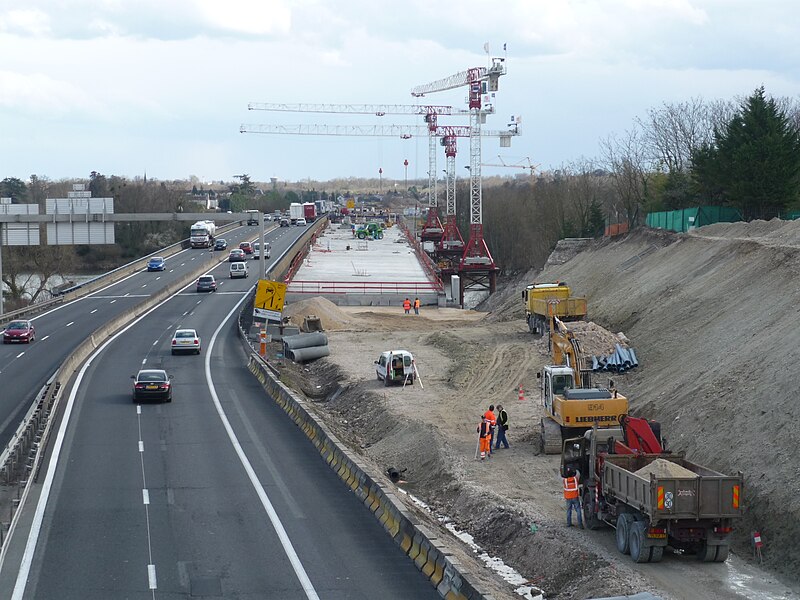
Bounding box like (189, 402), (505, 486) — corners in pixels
(537, 317), (629, 454)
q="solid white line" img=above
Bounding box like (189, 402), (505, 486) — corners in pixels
(65, 322), (74, 327)
(148, 564), (157, 589)
(15, 352), (24, 359)
(90, 309), (98, 314)
(143, 489), (150, 505)
(41, 335), (49, 341)
(205, 291), (320, 600)
(139, 441), (144, 452)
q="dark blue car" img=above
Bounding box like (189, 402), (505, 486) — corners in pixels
(147, 256), (166, 271)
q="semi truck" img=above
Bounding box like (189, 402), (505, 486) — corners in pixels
(561, 415), (743, 564)
(289, 203), (303, 225)
(302, 202), (317, 223)
(523, 282), (587, 336)
(190, 220), (216, 248)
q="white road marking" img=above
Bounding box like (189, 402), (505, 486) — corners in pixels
(180, 263), (185, 267)
(110, 299), (116, 303)
(156, 276), (161, 281)
(90, 309), (98, 314)
(124, 293), (130, 297)
(139, 441), (144, 452)
(152, 340), (158, 346)
(65, 322), (74, 327)
(143, 489), (150, 505)
(142, 284), (147, 288)
(137, 406), (142, 415)
(148, 564), (157, 590)
(142, 358), (147, 364)
(41, 335), (49, 341)
(205, 291), (320, 600)
(16, 352), (24, 359)
(169, 269), (174, 273)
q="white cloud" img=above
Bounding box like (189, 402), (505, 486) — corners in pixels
(195, 0), (291, 35)
(0, 8), (51, 36)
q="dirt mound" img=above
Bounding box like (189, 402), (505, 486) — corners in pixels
(283, 296), (356, 330)
(567, 321), (629, 356)
(635, 458), (698, 479)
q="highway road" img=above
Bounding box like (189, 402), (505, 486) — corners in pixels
(0, 222), (289, 451)
(1, 222), (441, 599)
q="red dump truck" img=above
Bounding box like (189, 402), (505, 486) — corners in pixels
(561, 415), (743, 563)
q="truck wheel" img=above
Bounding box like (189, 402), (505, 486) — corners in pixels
(628, 521), (650, 563)
(698, 542), (717, 562)
(714, 545), (729, 562)
(649, 545), (664, 563)
(582, 491), (603, 530)
(616, 513), (633, 555)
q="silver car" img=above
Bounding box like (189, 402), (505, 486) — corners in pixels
(171, 328), (201, 355)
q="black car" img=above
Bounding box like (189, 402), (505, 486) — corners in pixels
(132, 369), (172, 403)
(213, 238), (228, 251)
(196, 275), (217, 292)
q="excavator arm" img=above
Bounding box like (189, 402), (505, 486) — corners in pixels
(615, 414), (663, 454)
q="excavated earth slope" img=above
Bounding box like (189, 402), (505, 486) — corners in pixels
(274, 219), (800, 600)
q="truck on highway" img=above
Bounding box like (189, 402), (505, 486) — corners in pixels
(302, 202), (317, 223)
(523, 282), (587, 336)
(561, 415), (743, 564)
(244, 210), (259, 226)
(190, 220), (216, 248)
(289, 203), (303, 225)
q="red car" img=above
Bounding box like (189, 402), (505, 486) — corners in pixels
(3, 320), (36, 344)
(239, 241), (253, 255)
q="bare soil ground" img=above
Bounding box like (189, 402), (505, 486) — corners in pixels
(269, 219), (800, 600)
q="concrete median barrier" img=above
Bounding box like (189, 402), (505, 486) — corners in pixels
(244, 350), (494, 600)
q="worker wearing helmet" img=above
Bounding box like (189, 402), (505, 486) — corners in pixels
(563, 468), (583, 528)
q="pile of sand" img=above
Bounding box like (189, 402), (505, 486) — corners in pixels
(283, 297), (356, 331)
(634, 458), (698, 479)
(568, 321), (628, 357)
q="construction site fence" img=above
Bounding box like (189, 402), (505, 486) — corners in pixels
(645, 206), (742, 233)
(396, 219), (444, 293)
(287, 281), (442, 296)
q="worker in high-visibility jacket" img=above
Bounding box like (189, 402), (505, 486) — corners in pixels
(563, 468), (583, 528)
(403, 298), (411, 315)
(477, 416), (491, 460)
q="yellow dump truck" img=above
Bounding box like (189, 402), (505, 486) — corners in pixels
(522, 282), (587, 336)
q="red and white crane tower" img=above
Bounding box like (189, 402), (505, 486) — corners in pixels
(246, 102), (495, 243)
(411, 58), (506, 274)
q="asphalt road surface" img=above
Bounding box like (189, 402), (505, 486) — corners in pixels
(2, 222), (440, 599)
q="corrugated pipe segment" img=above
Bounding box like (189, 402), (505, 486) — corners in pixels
(591, 344), (639, 373)
(245, 351), (493, 600)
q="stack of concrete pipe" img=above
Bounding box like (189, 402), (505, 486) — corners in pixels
(283, 332), (330, 362)
(591, 344), (639, 373)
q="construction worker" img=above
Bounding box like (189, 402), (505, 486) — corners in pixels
(563, 468), (583, 528)
(477, 415), (491, 460)
(413, 297), (420, 315)
(494, 404), (510, 449)
(483, 405), (496, 455)
(403, 298), (411, 315)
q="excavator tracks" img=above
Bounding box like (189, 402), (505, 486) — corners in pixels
(540, 418), (563, 454)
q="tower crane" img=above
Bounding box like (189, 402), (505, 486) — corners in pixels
(481, 156), (538, 178)
(411, 58), (506, 272)
(246, 102), (496, 243)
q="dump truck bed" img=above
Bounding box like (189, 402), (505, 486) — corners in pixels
(601, 454), (743, 522)
(528, 297), (587, 320)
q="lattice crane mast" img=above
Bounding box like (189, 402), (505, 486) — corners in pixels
(411, 58), (506, 269)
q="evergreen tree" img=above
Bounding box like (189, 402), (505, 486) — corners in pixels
(692, 87), (800, 217)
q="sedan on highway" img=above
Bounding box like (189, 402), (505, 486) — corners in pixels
(239, 241), (253, 255)
(196, 275), (217, 292)
(132, 369), (172, 403)
(146, 256), (166, 271)
(228, 249), (246, 262)
(213, 238), (228, 251)
(171, 328), (201, 355)
(3, 320), (36, 344)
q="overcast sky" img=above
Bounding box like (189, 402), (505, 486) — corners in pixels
(1, 0), (798, 186)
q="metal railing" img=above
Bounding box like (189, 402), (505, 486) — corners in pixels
(287, 280), (441, 295)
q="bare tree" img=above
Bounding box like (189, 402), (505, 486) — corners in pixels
(600, 129), (653, 227)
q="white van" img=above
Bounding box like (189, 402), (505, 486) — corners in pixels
(229, 261), (249, 279)
(252, 241), (271, 259)
(375, 350), (415, 386)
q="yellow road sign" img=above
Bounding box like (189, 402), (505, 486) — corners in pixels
(254, 279), (286, 320)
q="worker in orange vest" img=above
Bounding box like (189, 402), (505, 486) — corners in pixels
(483, 405), (497, 455)
(413, 297), (420, 315)
(563, 468), (583, 528)
(403, 298), (411, 315)
(477, 416), (491, 460)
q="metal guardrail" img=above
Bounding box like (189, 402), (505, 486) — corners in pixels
(287, 281), (441, 295)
